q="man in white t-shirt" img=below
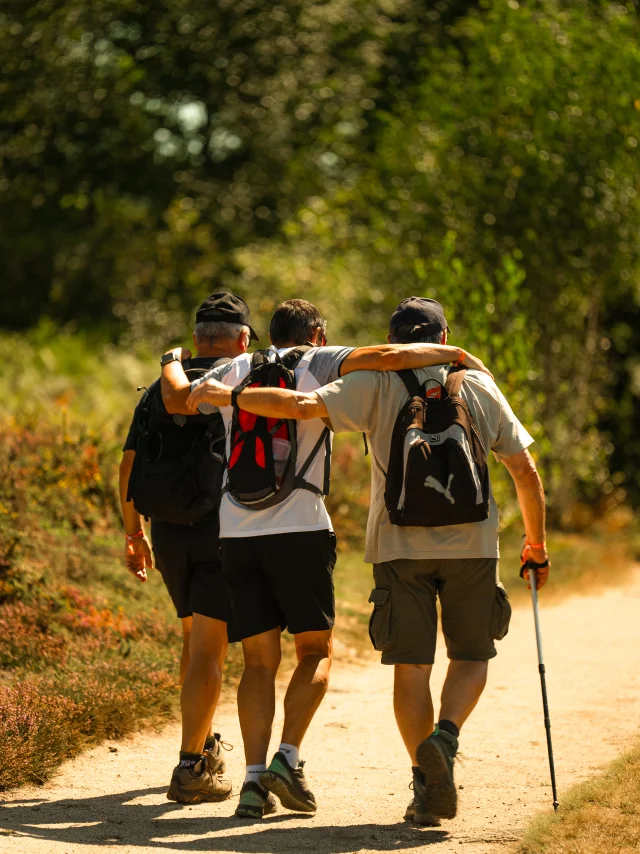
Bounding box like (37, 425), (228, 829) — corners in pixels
(161, 298), (491, 819)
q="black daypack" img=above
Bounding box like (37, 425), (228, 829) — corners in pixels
(126, 358), (230, 525)
(384, 367), (490, 527)
(225, 347), (331, 511)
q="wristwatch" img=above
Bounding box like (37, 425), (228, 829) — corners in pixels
(160, 351), (181, 368)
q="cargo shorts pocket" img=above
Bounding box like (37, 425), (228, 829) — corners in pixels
(368, 588), (393, 652)
(491, 585), (512, 641)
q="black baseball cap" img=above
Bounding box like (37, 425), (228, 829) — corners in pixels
(195, 292), (259, 341)
(389, 297), (450, 335)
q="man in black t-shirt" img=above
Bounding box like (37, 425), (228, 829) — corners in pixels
(119, 292), (258, 805)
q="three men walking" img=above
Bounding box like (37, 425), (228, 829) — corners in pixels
(121, 291), (550, 826)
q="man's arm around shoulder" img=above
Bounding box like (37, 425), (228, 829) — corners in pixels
(339, 343), (492, 377)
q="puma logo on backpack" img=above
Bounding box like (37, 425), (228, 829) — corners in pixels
(384, 367), (490, 527)
(225, 347), (331, 511)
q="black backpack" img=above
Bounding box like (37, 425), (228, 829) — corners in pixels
(224, 347), (331, 511)
(384, 367), (490, 527)
(126, 358), (230, 525)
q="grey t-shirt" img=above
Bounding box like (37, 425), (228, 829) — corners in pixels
(317, 366), (533, 563)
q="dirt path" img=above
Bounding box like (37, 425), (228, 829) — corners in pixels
(2, 571), (640, 854)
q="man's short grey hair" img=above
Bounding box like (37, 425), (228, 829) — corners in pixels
(389, 323), (445, 345)
(193, 321), (249, 347)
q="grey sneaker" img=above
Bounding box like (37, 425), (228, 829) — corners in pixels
(235, 781), (278, 819)
(167, 758), (233, 804)
(204, 733), (232, 776)
(404, 770), (441, 826)
(260, 751), (317, 813)
(416, 727), (458, 819)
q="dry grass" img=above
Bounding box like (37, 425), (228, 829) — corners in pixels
(518, 743), (640, 853)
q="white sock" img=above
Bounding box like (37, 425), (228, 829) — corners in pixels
(279, 743), (299, 768)
(244, 764), (266, 786)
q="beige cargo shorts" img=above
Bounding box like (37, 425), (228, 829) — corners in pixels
(369, 557), (511, 664)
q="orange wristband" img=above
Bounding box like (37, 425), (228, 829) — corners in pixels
(526, 541), (547, 550)
(125, 530), (145, 543)
(453, 349), (466, 366)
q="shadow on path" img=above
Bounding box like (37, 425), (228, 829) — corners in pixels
(0, 787), (448, 852)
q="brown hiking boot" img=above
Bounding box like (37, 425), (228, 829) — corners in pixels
(167, 758), (232, 805)
(204, 733), (232, 776)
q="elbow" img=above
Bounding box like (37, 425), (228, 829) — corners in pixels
(163, 391), (182, 415)
(512, 461), (542, 492)
(291, 400), (309, 420)
(290, 398), (317, 421)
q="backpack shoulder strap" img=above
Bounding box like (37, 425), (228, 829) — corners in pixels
(293, 426), (332, 497)
(280, 344), (313, 371)
(137, 380), (159, 430)
(445, 366), (467, 397)
(396, 369), (423, 399)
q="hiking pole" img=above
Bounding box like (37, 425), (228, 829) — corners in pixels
(524, 561), (559, 811)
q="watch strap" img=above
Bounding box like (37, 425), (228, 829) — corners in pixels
(160, 352), (181, 367)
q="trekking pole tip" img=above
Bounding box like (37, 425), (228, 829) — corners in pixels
(553, 801), (559, 812)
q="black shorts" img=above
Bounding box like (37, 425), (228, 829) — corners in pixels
(220, 530), (337, 641)
(151, 516), (228, 623)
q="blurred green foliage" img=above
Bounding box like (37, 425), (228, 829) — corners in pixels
(1, 0), (639, 515)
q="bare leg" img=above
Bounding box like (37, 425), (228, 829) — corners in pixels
(180, 615), (228, 753)
(238, 628), (282, 765)
(393, 664), (434, 765)
(179, 616), (192, 685)
(281, 630), (332, 749)
(439, 660), (488, 730)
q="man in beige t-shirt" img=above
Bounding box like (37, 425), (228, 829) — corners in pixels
(189, 297), (550, 828)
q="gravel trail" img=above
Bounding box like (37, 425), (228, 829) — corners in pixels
(2, 571), (640, 854)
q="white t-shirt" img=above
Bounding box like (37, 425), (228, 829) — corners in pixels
(192, 345), (353, 538)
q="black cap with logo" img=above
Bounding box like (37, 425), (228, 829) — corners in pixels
(389, 297), (450, 336)
(195, 292), (259, 341)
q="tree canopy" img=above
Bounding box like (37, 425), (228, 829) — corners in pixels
(1, 0), (639, 513)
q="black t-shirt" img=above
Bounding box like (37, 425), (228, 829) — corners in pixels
(122, 357), (227, 452)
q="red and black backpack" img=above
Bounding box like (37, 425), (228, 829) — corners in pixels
(224, 347), (331, 511)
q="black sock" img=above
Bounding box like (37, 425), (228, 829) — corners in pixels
(179, 751), (204, 769)
(411, 766), (426, 785)
(438, 719), (460, 739)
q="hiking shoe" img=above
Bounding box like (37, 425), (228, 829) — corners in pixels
(260, 751), (317, 813)
(404, 770), (441, 827)
(167, 758), (233, 804)
(235, 781), (278, 819)
(416, 728), (458, 819)
(204, 733), (231, 776)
